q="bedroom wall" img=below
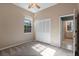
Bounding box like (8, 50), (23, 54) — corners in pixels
(34, 3), (77, 47)
(0, 3), (33, 49)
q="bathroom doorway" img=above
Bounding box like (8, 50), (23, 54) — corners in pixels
(60, 14), (75, 51)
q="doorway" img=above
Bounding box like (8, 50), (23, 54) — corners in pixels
(60, 14), (75, 51)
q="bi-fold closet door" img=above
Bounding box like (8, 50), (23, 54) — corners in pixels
(35, 18), (52, 44)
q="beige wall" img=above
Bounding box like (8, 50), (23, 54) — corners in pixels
(0, 3), (78, 49)
(34, 3), (77, 47)
(0, 3), (33, 49)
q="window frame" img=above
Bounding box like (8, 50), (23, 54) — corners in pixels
(24, 16), (32, 34)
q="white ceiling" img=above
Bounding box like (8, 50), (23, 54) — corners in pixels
(14, 3), (57, 13)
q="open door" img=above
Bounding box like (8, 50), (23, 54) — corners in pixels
(60, 9), (77, 56)
(60, 14), (74, 51)
(60, 10), (78, 56)
(35, 18), (52, 44)
(75, 9), (79, 56)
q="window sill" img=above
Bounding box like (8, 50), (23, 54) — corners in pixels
(24, 32), (32, 34)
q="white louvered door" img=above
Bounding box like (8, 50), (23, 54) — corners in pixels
(35, 18), (51, 44)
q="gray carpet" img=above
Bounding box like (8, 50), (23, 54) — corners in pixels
(0, 41), (73, 56)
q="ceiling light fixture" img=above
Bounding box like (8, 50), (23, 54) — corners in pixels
(28, 3), (40, 9)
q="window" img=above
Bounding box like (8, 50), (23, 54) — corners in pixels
(24, 17), (32, 33)
(66, 20), (73, 32)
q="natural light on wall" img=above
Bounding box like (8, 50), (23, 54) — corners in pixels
(32, 44), (56, 56)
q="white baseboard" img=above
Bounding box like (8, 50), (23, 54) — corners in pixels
(0, 39), (33, 51)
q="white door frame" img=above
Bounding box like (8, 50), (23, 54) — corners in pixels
(59, 14), (75, 53)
